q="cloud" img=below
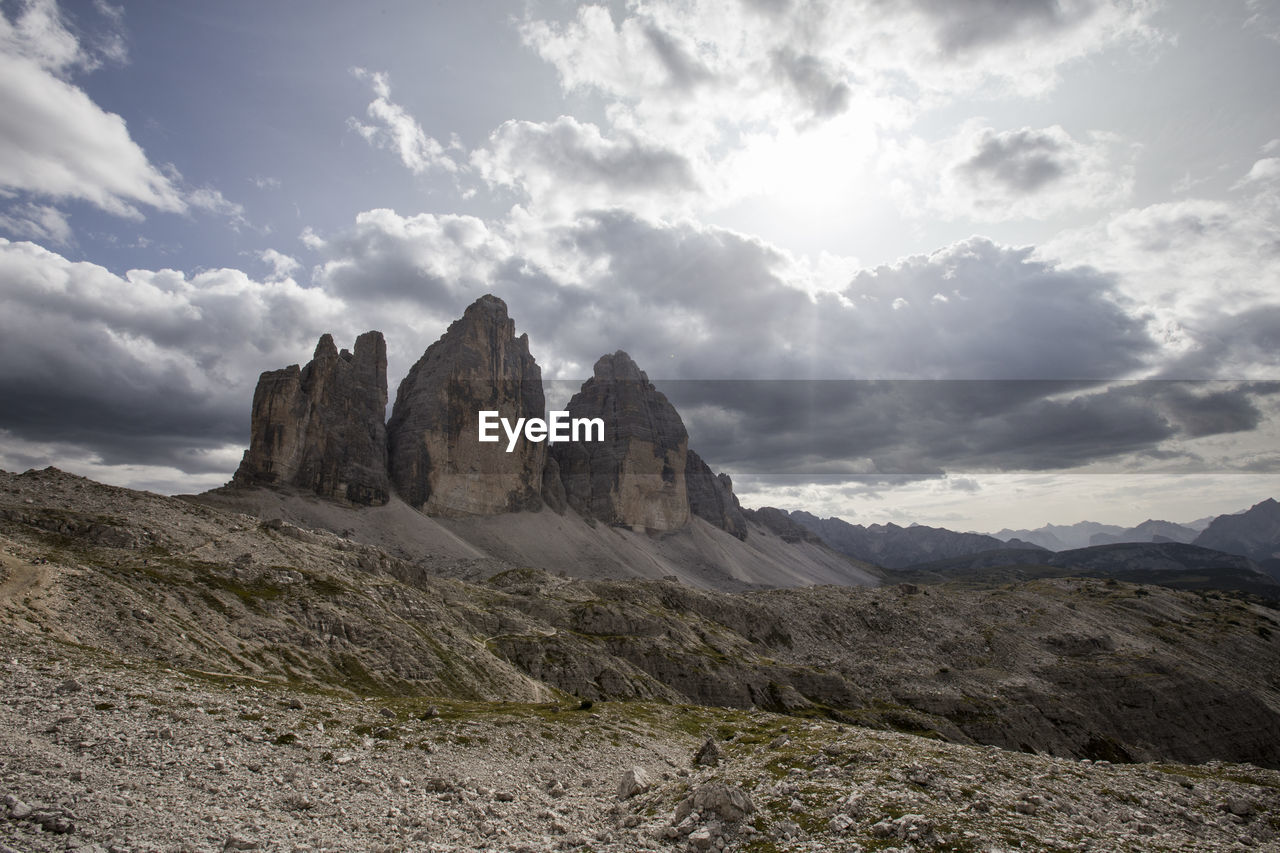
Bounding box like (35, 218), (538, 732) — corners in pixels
(0, 0), (185, 218)
(1246, 0), (1280, 43)
(886, 123), (1134, 221)
(769, 48), (852, 121)
(1042, 170), (1280, 377)
(348, 67), (458, 176)
(513, 2), (1157, 227)
(471, 115), (699, 217)
(522, 0), (1159, 133)
(0, 201), (71, 245)
(259, 248), (300, 281)
(187, 186), (247, 228)
(664, 379), (1278, 486)
(2, 193), (1263, 494)
(1233, 157), (1280, 188)
(305, 206), (1155, 383)
(0, 237), (348, 472)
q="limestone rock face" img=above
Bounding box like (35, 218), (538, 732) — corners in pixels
(386, 295), (545, 515)
(552, 351), (690, 530)
(233, 332), (389, 505)
(686, 449), (748, 540)
(541, 455), (567, 515)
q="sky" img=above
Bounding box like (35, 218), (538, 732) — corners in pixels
(1, 0), (1279, 533)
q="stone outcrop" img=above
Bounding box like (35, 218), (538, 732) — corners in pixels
(386, 295), (545, 515)
(686, 449), (748, 540)
(552, 351), (690, 531)
(233, 331), (389, 505)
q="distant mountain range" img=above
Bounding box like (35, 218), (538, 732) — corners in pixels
(788, 511), (1044, 569)
(992, 516), (1214, 551)
(788, 499), (1280, 596)
(887, 541), (1280, 599)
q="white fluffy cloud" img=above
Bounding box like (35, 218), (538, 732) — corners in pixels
(522, 0), (1158, 141)
(885, 123), (1134, 221)
(348, 67), (458, 176)
(472, 115), (699, 217)
(302, 206), (1154, 383)
(1043, 157), (1280, 377)
(0, 0), (185, 218)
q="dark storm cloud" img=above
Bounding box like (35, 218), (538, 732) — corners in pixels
(659, 379), (1272, 479)
(959, 128), (1070, 194)
(0, 238), (345, 476)
(1150, 383), (1268, 437)
(0, 385), (241, 472)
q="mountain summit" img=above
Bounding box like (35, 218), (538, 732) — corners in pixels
(232, 330), (389, 505)
(226, 295), (764, 551)
(386, 294), (546, 515)
(552, 351), (691, 531)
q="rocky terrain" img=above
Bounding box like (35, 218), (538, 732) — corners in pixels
(6, 468), (1280, 771)
(239, 295), (755, 542)
(386, 295), (547, 516)
(5, 628), (1280, 853)
(4, 470), (1280, 852)
(7, 292), (1280, 851)
(1195, 498), (1280, 579)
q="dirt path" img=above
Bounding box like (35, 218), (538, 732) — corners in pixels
(0, 550), (47, 605)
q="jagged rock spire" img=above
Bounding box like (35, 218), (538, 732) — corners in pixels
(386, 295), (545, 515)
(233, 331), (389, 505)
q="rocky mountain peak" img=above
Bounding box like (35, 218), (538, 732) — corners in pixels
(551, 351), (691, 530)
(1193, 496), (1280, 567)
(232, 330), (389, 505)
(592, 350), (646, 383)
(314, 332), (338, 360)
(386, 294), (545, 515)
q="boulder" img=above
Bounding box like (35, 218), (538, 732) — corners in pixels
(617, 766), (652, 800)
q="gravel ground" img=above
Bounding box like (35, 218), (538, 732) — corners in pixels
(3, 630), (1279, 853)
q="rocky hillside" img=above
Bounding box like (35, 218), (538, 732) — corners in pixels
(993, 521), (1127, 551)
(552, 351), (691, 531)
(387, 294), (547, 516)
(6, 467), (1280, 776)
